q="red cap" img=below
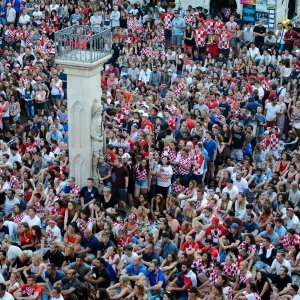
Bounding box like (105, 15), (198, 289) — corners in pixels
(211, 216), (219, 223)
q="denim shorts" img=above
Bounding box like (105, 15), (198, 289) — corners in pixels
(172, 34), (183, 45)
(231, 149), (243, 160)
(135, 178), (149, 188)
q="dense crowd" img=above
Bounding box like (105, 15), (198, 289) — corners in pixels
(0, 0), (299, 299)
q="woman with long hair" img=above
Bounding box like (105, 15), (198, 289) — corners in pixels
(238, 234), (257, 270)
(134, 158), (152, 199)
(18, 222), (34, 250)
(63, 201), (79, 231)
(57, 222), (81, 252)
(216, 274), (233, 300)
(207, 284), (228, 300)
(23, 254), (46, 283)
(8, 272), (24, 294)
(255, 271), (272, 300)
(258, 204), (274, 231)
(107, 273), (132, 299)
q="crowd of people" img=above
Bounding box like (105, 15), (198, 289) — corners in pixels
(0, 0), (299, 299)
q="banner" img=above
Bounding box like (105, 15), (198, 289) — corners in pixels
(242, 4), (256, 23)
(240, 0), (268, 4)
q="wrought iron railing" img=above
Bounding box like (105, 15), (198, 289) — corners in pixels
(55, 25), (112, 63)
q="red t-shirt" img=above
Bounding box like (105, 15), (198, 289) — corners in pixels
(200, 246), (219, 259)
(205, 224), (227, 244)
(21, 284), (42, 297)
(181, 241), (199, 252)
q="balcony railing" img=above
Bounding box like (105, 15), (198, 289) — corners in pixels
(55, 25), (112, 63)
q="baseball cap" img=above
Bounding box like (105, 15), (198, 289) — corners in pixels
(231, 223), (239, 230)
(142, 112), (149, 118)
(211, 216), (219, 223)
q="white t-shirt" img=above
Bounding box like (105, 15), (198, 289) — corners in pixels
(0, 291), (14, 300)
(222, 185), (239, 200)
(265, 103), (281, 121)
(275, 29), (286, 44)
(248, 47), (260, 59)
(22, 215), (41, 228)
(46, 225), (62, 243)
(270, 258), (292, 276)
(233, 178), (249, 193)
(157, 165), (173, 187)
(7, 245), (22, 260)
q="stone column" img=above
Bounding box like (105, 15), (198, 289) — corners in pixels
(55, 57), (109, 187)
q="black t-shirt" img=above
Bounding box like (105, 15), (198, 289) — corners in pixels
(272, 274), (292, 292)
(92, 267), (111, 288)
(225, 231), (243, 245)
(43, 249), (65, 267)
(259, 247), (277, 266)
(231, 129), (246, 149)
(79, 186), (100, 205)
(99, 194), (118, 210)
(253, 25), (266, 45)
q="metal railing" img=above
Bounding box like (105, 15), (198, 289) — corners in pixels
(55, 25), (112, 63)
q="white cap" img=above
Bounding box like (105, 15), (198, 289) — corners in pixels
(142, 112), (149, 118)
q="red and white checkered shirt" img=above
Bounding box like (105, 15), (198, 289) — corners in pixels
(163, 13), (173, 30)
(194, 28), (207, 47)
(25, 30), (34, 45)
(225, 21), (237, 38)
(174, 81), (185, 97)
(223, 286), (233, 300)
(178, 157), (192, 175)
(222, 261), (238, 281)
(5, 29), (16, 43)
(239, 241), (257, 255)
(127, 18), (141, 31)
(219, 31), (231, 49)
(237, 270), (253, 285)
(192, 152), (205, 175)
(192, 258), (216, 283)
(70, 185), (80, 197)
(214, 21), (224, 35)
(269, 132), (279, 151)
(283, 233), (300, 249)
(13, 212), (25, 225)
(77, 218), (93, 234)
(171, 181), (185, 195)
(167, 149), (179, 175)
(184, 16), (193, 26)
(9, 176), (19, 190)
(204, 19), (215, 34)
(135, 166), (148, 180)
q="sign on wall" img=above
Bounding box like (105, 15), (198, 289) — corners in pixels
(242, 4), (256, 23)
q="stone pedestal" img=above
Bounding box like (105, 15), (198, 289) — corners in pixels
(55, 56), (110, 187)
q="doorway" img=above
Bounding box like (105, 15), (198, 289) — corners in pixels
(288, 0), (296, 19)
(210, 0), (237, 19)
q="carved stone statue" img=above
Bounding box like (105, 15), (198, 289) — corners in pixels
(91, 99), (104, 178)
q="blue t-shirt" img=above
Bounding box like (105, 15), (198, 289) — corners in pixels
(171, 17), (185, 35)
(243, 221), (260, 234)
(160, 241), (178, 259)
(145, 268), (166, 289)
(203, 139), (217, 161)
(125, 264), (147, 276)
(80, 235), (101, 256)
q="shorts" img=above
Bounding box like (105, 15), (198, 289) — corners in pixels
(51, 94), (61, 100)
(135, 178), (149, 188)
(172, 34), (183, 46)
(231, 149), (243, 161)
(35, 102), (46, 110)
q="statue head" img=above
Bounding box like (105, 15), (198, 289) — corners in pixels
(91, 98), (102, 116)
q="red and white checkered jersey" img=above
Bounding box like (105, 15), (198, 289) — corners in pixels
(192, 152), (205, 175)
(194, 28), (207, 47)
(269, 132), (279, 151)
(225, 21), (237, 37)
(178, 156), (192, 175)
(221, 261), (238, 281)
(163, 13), (173, 29)
(214, 21), (224, 34)
(219, 31), (231, 49)
(204, 19), (215, 34)
(192, 258), (217, 283)
(135, 166), (148, 180)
